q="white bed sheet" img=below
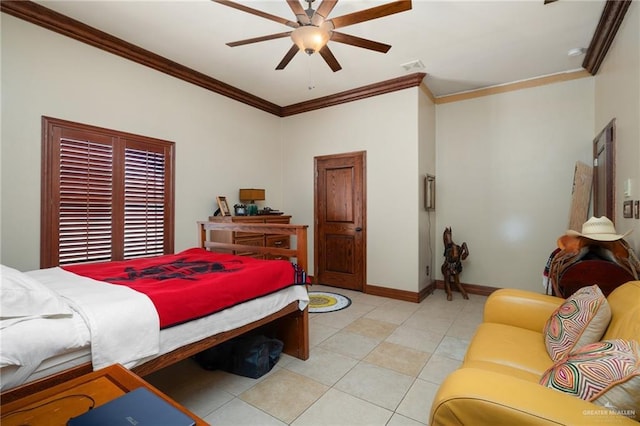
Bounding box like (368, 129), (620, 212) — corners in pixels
(0, 311), (90, 390)
(1, 347), (92, 389)
(0, 283), (309, 391)
(26, 267), (160, 370)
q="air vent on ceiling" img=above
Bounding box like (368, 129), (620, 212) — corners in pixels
(401, 60), (425, 72)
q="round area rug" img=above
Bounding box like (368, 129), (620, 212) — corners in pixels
(308, 291), (352, 313)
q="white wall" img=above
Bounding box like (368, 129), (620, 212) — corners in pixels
(3, 10), (635, 296)
(594, 1), (640, 249)
(418, 88), (437, 292)
(280, 89), (423, 292)
(0, 15), (282, 271)
(436, 78), (595, 292)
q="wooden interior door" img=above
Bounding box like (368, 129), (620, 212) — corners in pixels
(314, 152), (366, 291)
(593, 119), (616, 221)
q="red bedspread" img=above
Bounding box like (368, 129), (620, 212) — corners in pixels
(63, 248), (307, 328)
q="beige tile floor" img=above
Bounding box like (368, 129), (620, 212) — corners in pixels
(146, 285), (487, 426)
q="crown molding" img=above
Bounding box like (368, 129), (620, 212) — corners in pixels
(420, 83), (437, 104)
(583, 0), (632, 75)
(281, 73), (427, 116)
(434, 70), (591, 104)
(0, 0), (281, 115)
(1, 1), (427, 117)
(2, 0), (627, 114)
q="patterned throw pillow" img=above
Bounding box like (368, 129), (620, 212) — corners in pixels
(543, 284), (611, 362)
(540, 339), (640, 420)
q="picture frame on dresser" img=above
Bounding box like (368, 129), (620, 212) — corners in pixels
(216, 196), (230, 216)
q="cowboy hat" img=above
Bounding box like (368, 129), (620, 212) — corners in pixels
(566, 216), (632, 241)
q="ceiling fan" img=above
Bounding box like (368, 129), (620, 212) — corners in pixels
(213, 0), (412, 72)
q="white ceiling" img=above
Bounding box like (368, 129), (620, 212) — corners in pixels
(33, 0), (605, 106)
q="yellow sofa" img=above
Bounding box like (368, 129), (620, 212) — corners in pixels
(430, 281), (640, 425)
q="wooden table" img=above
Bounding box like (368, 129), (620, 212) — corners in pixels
(0, 364), (208, 426)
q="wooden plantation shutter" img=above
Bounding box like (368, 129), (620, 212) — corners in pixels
(123, 142), (167, 259)
(41, 117), (175, 268)
(58, 137), (114, 264)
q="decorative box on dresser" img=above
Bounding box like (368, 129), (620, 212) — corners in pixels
(208, 215), (291, 260)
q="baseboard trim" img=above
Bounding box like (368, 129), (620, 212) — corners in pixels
(365, 284), (421, 303)
(365, 282), (437, 303)
(434, 280), (500, 297)
(312, 280), (497, 303)
(420, 282), (436, 301)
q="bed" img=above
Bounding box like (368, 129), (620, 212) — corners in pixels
(0, 221), (310, 403)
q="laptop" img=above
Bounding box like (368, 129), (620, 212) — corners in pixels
(67, 387), (196, 426)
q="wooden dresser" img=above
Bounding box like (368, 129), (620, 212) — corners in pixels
(208, 215), (291, 259)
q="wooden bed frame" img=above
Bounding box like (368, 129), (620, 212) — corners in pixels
(1, 221), (310, 403)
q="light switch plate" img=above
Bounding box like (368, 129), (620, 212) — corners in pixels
(623, 178), (632, 197)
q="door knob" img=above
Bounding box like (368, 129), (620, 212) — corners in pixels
(355, 227), (362, 231)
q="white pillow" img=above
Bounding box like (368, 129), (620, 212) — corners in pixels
(0, 265), (71, 318)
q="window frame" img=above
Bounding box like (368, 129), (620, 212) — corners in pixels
(41, 116), (175, 268)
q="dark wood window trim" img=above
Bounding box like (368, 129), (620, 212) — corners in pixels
(41, 116), (175, 268)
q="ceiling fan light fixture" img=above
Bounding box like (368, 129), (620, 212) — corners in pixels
(291, 25), (330, 55)
(216, 0), (412, 71)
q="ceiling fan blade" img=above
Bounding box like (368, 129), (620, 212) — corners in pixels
(227, 32), (292, 47)
(276, 44), (300, 70)
(311, 0), (338, 26)
(544, 0), (558, 3)
(328, 0), (412, 29)
(330, 31), (391, 53)
(319, 45), (342, 72)
(213, 0), (299, 28)
(286, 0), (310, 25)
